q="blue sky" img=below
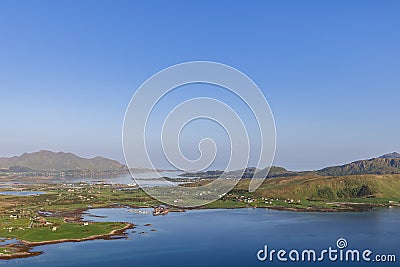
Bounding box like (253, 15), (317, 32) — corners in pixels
(0, 0), (399, 170)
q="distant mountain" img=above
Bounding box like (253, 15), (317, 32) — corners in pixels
(254, 166), (316, 178)
(180, 166), (312, 179)
(317, 153), (400, 176)
(379, 152), (400, 159)
(4, 150), (400, 177)
(180, 152), (400, 178)
(0, 150), (127, 172)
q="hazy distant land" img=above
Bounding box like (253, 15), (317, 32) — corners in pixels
(0, 150), (177, 180)
(2, 150), (400, 180)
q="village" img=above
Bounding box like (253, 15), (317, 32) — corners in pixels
(234, 195), (302, 205)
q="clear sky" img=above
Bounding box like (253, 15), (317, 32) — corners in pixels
(0, 0), (399, 170)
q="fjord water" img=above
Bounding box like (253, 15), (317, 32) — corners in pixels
(2, 208), (399, 267)
(0, 171), (184, 187)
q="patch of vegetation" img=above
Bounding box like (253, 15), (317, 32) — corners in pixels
(315, 186), (335, 200)
(0, 217), (125, 242)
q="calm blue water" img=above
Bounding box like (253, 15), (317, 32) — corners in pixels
(0, 191), (45, 196)
(1, 208), (399, 267)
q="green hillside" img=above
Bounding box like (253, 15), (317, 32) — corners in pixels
(233, 174), (400, 201)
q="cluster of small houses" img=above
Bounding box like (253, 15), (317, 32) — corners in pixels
(5, 211), (90, 233)
(262, 197), (302, 204)
(235, 196), (302, 205)
(236, 195), (258, 203)
(281, 198), (302, 204)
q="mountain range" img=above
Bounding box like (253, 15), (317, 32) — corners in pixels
(0, 150), (127, 172)
(317, 152), (400, 176)
(180, 152), (400, 178)
(1, 150), (400, 177)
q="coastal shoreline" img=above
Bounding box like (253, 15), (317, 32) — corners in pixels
(0, 222), (134, 260)
(191, 203), (390, 213)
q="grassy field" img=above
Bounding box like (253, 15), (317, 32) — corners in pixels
(0, 217), (125, 242)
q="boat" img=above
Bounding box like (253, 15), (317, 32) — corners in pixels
(127, 209), (151, 214)
(153, 206), (169, 216)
